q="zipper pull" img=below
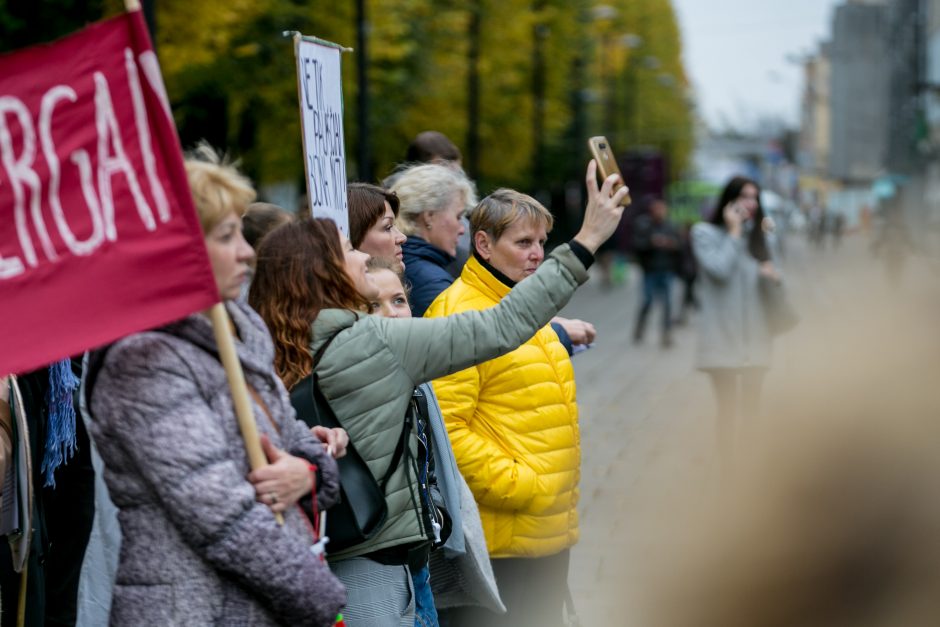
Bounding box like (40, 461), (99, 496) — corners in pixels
(431, 517), (442, 544)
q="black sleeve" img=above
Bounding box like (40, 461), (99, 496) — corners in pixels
(567, 240), (595, 270)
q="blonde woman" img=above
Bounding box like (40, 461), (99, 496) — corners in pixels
(85, 148), (345, 626)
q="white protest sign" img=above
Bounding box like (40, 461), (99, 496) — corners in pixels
(295, 36), (348, 235)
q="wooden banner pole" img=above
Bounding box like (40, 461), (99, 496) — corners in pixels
(207, 304), (284, 525)
(122, 0), (282, 526)
(17, 564), (27, 627)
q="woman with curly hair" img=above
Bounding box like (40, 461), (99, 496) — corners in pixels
(249, 161), (629, 627)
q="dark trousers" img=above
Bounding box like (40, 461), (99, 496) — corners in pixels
(440, 549), (571, 627)
(634, 270), (674, 341)
(42, 424), (96, 627)
(0, 418), (95, 627)
(678, 274), (698, 321)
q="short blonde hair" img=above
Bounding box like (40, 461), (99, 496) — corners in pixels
(184, 143), (256, 234)
(390, 163), (476, 236)
(469, 188), (554, 244)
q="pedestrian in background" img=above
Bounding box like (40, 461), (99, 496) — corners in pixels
(674, 223), (700, 326)
(632, 197), (681, 348)
(691, 176), (778, 472)
(405, 131), (463, 168)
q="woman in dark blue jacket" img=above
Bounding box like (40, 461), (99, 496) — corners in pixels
(390, 164), (477, 317)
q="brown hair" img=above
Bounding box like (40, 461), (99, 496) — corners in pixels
(243, 202), (292, 249)
(249, 217), (369, 389)
(405, 130), (462, 164)
(347, 183), (400, 249)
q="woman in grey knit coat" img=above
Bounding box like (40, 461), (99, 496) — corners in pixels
(691, 176), (780, 469)
(85, 150), (346, 626)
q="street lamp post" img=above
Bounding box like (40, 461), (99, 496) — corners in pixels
(355, 0), (371, 182)
(531, 3), (549, 191)
(466, 0), (482, 181)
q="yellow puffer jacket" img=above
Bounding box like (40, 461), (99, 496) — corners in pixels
(426, 255), (580, 558)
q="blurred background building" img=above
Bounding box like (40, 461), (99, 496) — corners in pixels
(797, 0), (940, 234)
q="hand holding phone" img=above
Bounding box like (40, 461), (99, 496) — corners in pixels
(576, 160), (631, 253)
(723, 201), (745, 236)
(587, 136), (632, 207)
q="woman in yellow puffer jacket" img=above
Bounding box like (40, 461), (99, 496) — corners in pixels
(426, 189), (582, 627)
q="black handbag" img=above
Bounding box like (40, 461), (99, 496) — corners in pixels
(289, 335), (409, 553)
(759, 276), (799, 336)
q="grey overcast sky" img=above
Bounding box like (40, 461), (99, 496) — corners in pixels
(671, 0), (842, 129)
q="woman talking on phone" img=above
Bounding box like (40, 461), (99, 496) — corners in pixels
(691, 176), (779, 473)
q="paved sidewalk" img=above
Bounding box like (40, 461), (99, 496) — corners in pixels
(560, 235), (938, 625)
(559, 263), (712, 625)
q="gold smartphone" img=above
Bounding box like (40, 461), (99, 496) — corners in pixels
(587, 136), (631, 206)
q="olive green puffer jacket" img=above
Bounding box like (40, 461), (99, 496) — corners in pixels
(311, 244), (588, 561)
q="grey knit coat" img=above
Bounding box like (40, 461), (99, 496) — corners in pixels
(691, 222), (773, 370)
(86, 300), (346, 626)
(311, 244), (589, 561)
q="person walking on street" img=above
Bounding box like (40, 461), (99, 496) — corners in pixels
(691, 177), (779, 473)
(632, 198), (681, 347)
(674, 223), (700, 326)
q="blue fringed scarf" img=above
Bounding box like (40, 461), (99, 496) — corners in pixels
(41, 359), (79, 488)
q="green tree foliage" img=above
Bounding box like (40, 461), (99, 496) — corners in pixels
(154, 0), (355, 185)
(0, 0), (695, 198)
(583, 0), (694, 183)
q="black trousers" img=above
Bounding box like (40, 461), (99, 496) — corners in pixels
(440, 548), (571, 627)
(0, 417), (95, 627)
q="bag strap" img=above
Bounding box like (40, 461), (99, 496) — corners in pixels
(305, 327), (410, 491)
(312, 329), (343, 368)
(379, 406), (410, 491)
(411, 385), (430, 426)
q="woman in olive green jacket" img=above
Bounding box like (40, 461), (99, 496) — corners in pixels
(249, 161), (628, 627)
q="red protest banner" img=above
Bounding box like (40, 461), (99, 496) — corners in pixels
(0, 12), (219, 376)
